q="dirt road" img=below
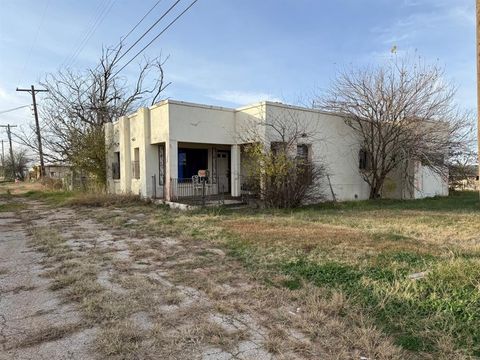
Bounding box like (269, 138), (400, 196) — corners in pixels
(0, 199), (95, 359)
(0, 196), (399, 360)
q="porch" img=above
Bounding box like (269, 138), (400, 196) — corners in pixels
(162, 142), (242, 202)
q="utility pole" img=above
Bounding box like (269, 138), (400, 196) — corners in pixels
(477, 0), (480, 194)
(0, 125), (17, 180)
(1, 139), (4, 167)
(1, 139), (4, 179)
(16, 85), (48, 178)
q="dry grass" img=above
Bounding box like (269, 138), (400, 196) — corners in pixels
(20, 189), (480, 358)
(10, 323), (84, 350)
(95, 321), (145, 357)
(66, 193), (144, 207)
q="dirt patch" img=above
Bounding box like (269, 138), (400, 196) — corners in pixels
(0, 203), (95, 359)
(1, 196), (403, 359)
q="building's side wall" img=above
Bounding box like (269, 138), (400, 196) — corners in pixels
(106, 107), (164, 198)
(263, 104), (371, 201)
(414, 163), (449, 198)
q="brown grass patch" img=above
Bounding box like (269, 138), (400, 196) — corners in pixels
(11, 323), (84, 349)
(95, 321), (145, 357)
(223, 218), (428, 261)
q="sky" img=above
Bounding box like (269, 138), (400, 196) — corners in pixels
(0, 0), (476, 139)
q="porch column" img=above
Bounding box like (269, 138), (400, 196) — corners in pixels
(104, 122), (114, 193)
(165, 139), (178, 201)
(118, 116), (131, 193)
(231, 144), (241, 197)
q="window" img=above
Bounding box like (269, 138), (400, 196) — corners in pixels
(296, 144), (312, 183)
(296, 144), (309, 163)
(270, 142), (286, 156)
(359, 148), (371, 170)
(112, 151), (120, 180)
(132, 148), (140, 179)
(178, 148), (208, 179)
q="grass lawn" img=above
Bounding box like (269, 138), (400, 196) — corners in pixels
(5, 182), (480, 358)
(215, 192), (480, 357)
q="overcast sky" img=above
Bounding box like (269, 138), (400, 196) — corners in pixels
(0, 0), (476, 136)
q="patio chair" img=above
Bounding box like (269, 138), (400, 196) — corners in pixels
(192, 175), (203, 196)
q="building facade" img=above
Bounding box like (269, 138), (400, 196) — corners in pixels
(105, 99), (448, 202)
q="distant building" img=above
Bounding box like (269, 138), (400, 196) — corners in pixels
(31, 163), (72, 181)
(450, 165), (478, 191)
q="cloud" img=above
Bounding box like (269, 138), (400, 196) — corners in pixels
(373, 1), (474, 46)
(208, 90), (281, 105)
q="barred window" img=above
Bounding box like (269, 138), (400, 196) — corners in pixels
(359, 148), (371, 170)
(132, 148), (140, 179)
(296, 144), (309, 163)
(112, 152), (120, 179)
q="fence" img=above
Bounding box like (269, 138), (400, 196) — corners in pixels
(170, 176), (229, 206)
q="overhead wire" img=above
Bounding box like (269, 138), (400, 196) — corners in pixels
(112, 0), (181, 67)
(63, 0), (117, 68)
(18, 0), (51, 84)
(113, 0), (199, 77)
(0, 105), (30, 115)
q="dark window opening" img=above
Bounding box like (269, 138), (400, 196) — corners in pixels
(296, 144), (309, 163)
(359, 148), (371, 170)
(178, 148), (208, 179)
(112, 151), (120, 179)
(271, 142), (286, 156)
(132, 148), (140, 179)
(296, 144), (312, 184)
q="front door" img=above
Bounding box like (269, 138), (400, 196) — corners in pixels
(217, 151), (230, 193)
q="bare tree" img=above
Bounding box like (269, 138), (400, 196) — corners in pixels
(16, 44), (169, 186)
(317, 56), (471, 199)
(3, 148), (31, 181)
(240, 107), (327, 208)
(448, 149), (478, 190)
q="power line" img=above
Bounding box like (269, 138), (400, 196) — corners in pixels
(61, 0), (108, 68)
(63, 0), (117, 68)
(69, 0), (117, 67)
(113, 0), (181, 67)
(18, 0), (51, 84)
(0, 105), (30, 115)
(80, 0), (193, 95)
(64, 0), (114, 67)
(113, 0), (199, 77)
(74, 0), (168, 93)
(120, 0), (164, 44)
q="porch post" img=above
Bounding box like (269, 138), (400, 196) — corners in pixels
(104, 122), (114, 193)
(165, 139), (178, 201)
(118, 116), (132, 193)
(231, 144), (241, 197)
(138, 107), (153, 198)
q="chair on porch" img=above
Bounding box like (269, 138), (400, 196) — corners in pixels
(192, 175), (203, 196)
(192, 175), (213, 197)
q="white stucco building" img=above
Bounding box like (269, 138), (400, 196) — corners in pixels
(105, 99), (448, 202)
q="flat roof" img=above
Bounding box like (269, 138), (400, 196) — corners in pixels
(116, 98), (346, 121)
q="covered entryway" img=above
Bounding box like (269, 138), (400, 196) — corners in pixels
(166, 143), (239, 204)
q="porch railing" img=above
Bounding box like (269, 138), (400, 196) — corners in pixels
(170, 176), (229, 206)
